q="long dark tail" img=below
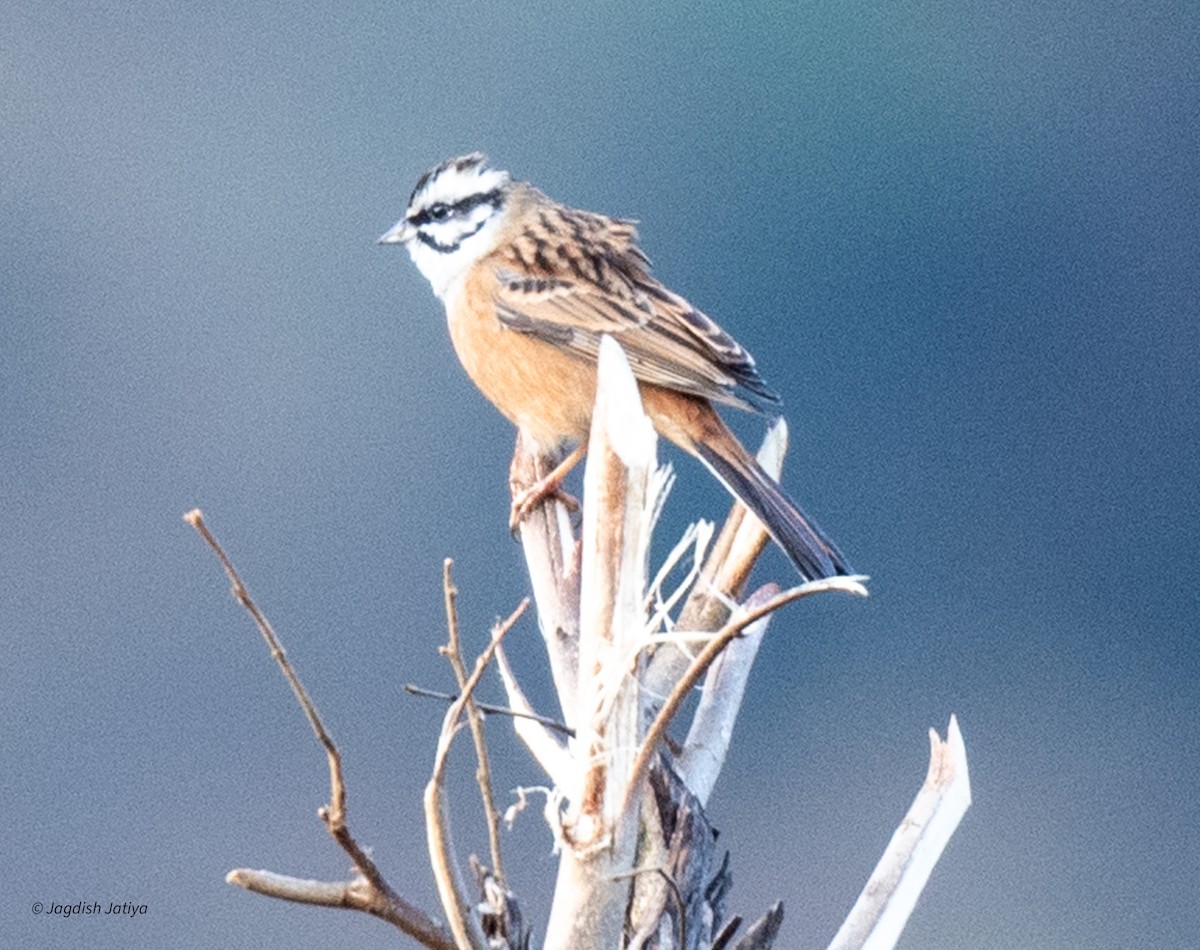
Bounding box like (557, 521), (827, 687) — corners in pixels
(694, 437), (853, 581)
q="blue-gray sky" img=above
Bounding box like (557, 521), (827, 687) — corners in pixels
(3, 2), (1197, 947)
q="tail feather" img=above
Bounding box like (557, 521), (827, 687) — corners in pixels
(694, 439), (852, 581)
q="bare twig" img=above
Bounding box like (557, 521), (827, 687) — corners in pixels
(426, 600), (525, 950)
(403, 684), (574, 737)
(224, 867), (454, 940)
(184, 509), (340, 808)
(184, 509), (454, 950)
(225, 869), (351, 906)
(624, 574), (870, 816)
(440, 559), (515, 887)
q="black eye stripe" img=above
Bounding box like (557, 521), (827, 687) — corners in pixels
(410, 188), (503, 228)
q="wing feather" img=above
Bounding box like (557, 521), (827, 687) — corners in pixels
(493, 194), (781, 413)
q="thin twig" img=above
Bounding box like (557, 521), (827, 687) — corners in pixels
(403, 683), (575, 737)
(224, 867), (452, 940)
(185, 509), (340, 808)
(440, 560), (518, 887)
(622, 574), (870, 816)
(426, 608), (524, 950)
(183, 509), (454, 950)
(225, 869), (352, 907)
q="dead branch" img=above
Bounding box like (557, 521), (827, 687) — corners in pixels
(674, 590), (771, 808)
(542, 336), (658, 950)
(184, 509), (454, 950)
(493, 638), (576, 787)
(425, 598), (525, 950)
(402, 683), (573, 737)
(190, 324), (971, 949)
(512, 432), (582, 729)
(625, 574), (870, 818)
(440, 559), (513, 887)
(731, 903), (784, 950)
(827, 716), (972, 950)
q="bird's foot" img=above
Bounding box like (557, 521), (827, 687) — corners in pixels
(509, 479), (580, 535)
(507, 440), (588, 535)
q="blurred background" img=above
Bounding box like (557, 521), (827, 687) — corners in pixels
(3, 2), (1197, 947)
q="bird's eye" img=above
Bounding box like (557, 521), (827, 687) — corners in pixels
(428, 202), (451, 221)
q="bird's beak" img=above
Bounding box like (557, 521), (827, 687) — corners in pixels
(377, 218), (415, 245)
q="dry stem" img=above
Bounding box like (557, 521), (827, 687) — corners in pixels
(624, 574), (870, 816)
(425, 596), (527, 950)
(440, 558), (512, 887)
(183, 508), (454, 950)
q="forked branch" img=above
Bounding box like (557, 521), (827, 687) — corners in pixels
(184, 509), (455, 950)
(425, 594), (529, 950)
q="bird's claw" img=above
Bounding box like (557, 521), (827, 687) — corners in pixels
(509, 482), (580, 536)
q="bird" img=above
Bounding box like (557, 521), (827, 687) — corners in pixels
(378, 152), (851, 580)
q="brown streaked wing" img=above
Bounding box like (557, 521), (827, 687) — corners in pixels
(492, 204), (781, 413)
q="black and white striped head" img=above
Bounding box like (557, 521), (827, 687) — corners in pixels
(378, 153), (511, 298)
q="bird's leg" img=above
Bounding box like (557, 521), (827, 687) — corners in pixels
(508, 440), (588, 533)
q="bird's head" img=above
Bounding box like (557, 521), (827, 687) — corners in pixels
(378, 152), (512, 298)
